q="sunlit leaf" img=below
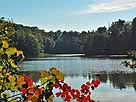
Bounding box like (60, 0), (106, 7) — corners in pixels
(10, 59), (19, 68)
(1, 92), (10, 99)
(24, 75), (33, 87)
(56, 71), (64, 81)
(7, 75), (17, 91)
(6, 47), (17, 57)
(49, 67), (58, 75)
(40, 71), (50, 84)
(0, 48), (3, 54)
(16, 50), (23, 56)
(40, 71), (49, 78)
(40, 77), (48, 85)
(0, 66), (3, 71)
(17, 75), (25, 88)
(9, 97), (17, 102)
(0, 85), (2, 90)
(2, 40), (9, 48)
(49, 67), (64, 81)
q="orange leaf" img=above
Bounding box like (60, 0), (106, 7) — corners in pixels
(34, 88), (42, 98)
(18, 75), (25, 88)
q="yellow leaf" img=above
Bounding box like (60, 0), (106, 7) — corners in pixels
(6, 47), (17, 57)
(49, 67), (58, 75)
(0, 48), (3, 54)
(56, 71), (64, 81)
(8, 75), (15, 82)
(0, 66), (3, 71)
(47, 75), (54, 80)
(40, 77), (48, 85)
(49, 67), (64, 81)
(1, 92), (10, 99)
(0, 85), (2, 90)
(16, 50), (23, 56)
(9, 97), (17, 102)
(40, 71), (49, 78)
(50, 76), (56, 84)
(2, 40), (9, 48)
(10, 59), (19, 68)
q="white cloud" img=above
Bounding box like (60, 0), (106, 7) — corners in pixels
(78, 0), (136, 14)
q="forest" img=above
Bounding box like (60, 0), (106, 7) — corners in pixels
(11, 17), (136, 57)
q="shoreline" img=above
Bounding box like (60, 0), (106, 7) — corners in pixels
(25, 54), (130, 60)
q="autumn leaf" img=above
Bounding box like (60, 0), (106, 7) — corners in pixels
(0, 48), (3, 54)
(9, 59), (19, 68)
(24, 75), (33, 87)
(0, 66), (3, 70)
(31, 96), (38, 102)
(40, 71), (49, 78)
(16, 50), (23, 56)
(6, 47), (17, 57)
(49, 67), (64, 81)
(7, 75), (16, 91)
(2, 40), (9, 48)
(49, 67), (58, 75)
(40, 71), (50, 84)
(1, 92), (10, 99)
(28, 87), (34, 95)
(34, 88), (42, 98)
(56, 71), (64, 81)
(17, 75), (25, 88)
(47, 95), (54, 102)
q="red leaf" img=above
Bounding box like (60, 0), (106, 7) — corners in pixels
(86, 81), (91, 86)
(87, 95), (91, 101)
(35, 88), (42, 98)
(65, 94), (71, 102)
(93, 80), (100, 87)
(24, 75), (33, 87)
(53, 83), (59, 88)
(56, 92), (61, 97)
(21, 88), (27, 95)
(82, 96), (87, 102)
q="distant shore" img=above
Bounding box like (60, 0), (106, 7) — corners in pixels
(26, 53), (130, 60)
(84, 54), (129, 59)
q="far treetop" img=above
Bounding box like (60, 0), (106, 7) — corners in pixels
(2, 17), (136, 58)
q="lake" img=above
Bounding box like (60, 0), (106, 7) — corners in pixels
(20, 54), (136, 102)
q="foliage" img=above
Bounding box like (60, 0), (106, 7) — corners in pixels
(12, 25), (44, 57)
(0, 17), (100, 102)
(10, 17), (136, 56)
(54, 80), (100, 102)
(122, 50), (136, 68)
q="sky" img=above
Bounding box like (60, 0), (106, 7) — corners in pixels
(0, 0), (136, 32)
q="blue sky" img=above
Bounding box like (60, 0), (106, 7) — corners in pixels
(0, 0), (136, 32)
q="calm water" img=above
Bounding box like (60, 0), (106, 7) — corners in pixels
(20, 55), (136, 102)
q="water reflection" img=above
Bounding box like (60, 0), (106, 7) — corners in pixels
(92, 72), (136, 91)
(109, 73), (136, 90)
(23, 71), (136, 91)
(20, 57), (136, 102)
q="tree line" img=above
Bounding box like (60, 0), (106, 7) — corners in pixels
(11, 17), (136, 57)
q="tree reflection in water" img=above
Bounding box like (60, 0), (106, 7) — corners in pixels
(22, 71), (136, 91)
(92, 72), (136, 91)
